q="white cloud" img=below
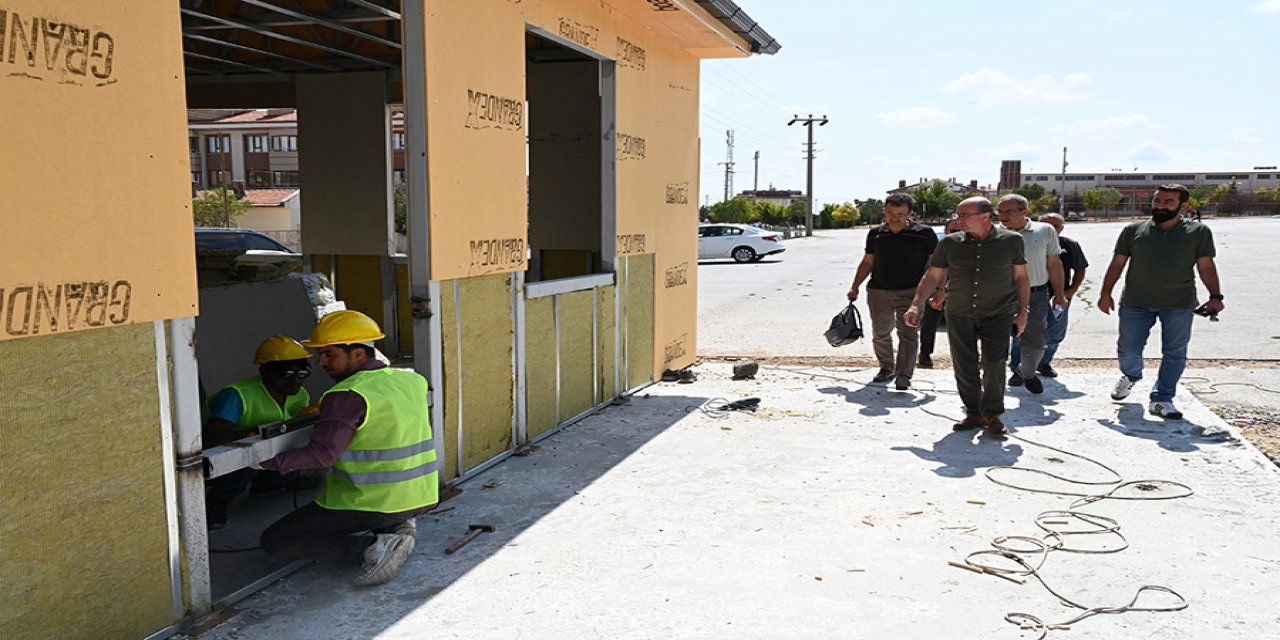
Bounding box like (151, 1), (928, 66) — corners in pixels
(1108, 9), (1130, 19)
(1254, 1), (1280, 13)
(1232, 127), (1265, 143)
(1126, 142), (1176, 162)
(978, 142), (1041, 160)
(942, 69), (1093, 104)
(880, 106), (953, 126)
(1070, 112), (1151, 132)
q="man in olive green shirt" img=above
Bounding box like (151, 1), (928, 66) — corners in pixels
(906, 197), (1030, 437)
(1097, 183), (1224, 420)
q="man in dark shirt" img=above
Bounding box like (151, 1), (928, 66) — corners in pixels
(905, 197), (1030, 437)
(848, 193), (938, 390)
(1027, 213), (1088, 378)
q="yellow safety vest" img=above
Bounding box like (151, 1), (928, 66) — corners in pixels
(316, 368), (437, 513)
(226, 377), (310, 431)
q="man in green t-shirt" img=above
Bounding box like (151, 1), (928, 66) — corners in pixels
(1098, 184), (1225, 419)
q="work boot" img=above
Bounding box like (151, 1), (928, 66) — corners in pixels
(872, 370), (894, 383)
(894, 374), (911, 391)
(917, 355), (933, 369)
(1008, 372), (1023, 387)
(393, 517), (417, 538)
(985, 417), (1009, 438)
(353, 533), (415, 587)
(952, 415), (987, 431)
(1036, 363), (1058, 378)
(1023, 375), (1044, 394)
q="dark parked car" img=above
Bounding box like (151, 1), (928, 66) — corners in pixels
(195, 228), (296, 254)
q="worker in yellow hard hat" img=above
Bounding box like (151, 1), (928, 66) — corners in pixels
(204, 335), (315, 530)
(259, 310), (438, 586)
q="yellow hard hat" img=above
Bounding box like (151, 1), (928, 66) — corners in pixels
(301, 310), (385, 348)
(254, 335), (312, 364)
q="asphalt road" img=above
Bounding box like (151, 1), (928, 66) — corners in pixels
(697, 216), (1278, 363)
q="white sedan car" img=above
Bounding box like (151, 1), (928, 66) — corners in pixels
(697, 224), (785, 263)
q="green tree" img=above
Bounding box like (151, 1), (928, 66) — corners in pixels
(1188, 184), (1216, 210)
(908, 180), (963, 222)
(831, 202), (858, 228)
(193, 188), (252, 227)
(786, 200), (809, 227)
(855, 198), (885, 225)
(1013, 183), (1046, 201)
(708, 199), (754, 223)
(754, 201), (788, 226)
(393, 182), (408, 234)
(1031, 194), (1059, 215)
(817, 203), (835, 229)
(1082, 187), (1123, 217)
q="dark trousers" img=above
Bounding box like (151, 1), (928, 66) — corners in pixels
(918, 302), (945, 358)
(261, 502), (422, 566)
(945, 312), (1012, 418)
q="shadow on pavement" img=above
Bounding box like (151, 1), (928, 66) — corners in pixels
(1097, 403), (1239, 453)
(817, 384), (933, 417)
(203, 394), (708, 639)
(891, 429), (1025, 478)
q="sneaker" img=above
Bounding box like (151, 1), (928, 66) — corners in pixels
(1111, 375), (1137, 400)
(985, 417), (1009, 438)
(1036, 363), (1058, 378)
(894, 374), (911, 391)
(353, 533), (415, 586)
(1008, 372), (1023, 387)
(872, 371), (894, 383)
(1023, 375), (1043, 394)
(917, 355), (934, 369)
(1148, 401), (1184, 420)
(952, 415), (987, 431)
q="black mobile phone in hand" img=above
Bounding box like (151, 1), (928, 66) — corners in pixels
(1194, 303), (1220, 321)
(1011, 323), (1020, 337)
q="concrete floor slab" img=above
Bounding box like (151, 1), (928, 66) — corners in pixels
(189, 364), (1280, 639)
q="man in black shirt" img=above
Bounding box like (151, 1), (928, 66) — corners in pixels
(848, 193), (938, 390)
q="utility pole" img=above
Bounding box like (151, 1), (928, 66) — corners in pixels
(753, 150), (760, 192)
(788, 114), (828, 237)
(717, 130), (735, 202)
(1060, 146), (1069, 215)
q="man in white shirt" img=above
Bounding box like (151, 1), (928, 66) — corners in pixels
(997, 195), (1067, 395)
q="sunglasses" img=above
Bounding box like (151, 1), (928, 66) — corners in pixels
(270, 368), (311, 379)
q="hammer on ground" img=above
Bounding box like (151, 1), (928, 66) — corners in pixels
(445, 524), (495, 554)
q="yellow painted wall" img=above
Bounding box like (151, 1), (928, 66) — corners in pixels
(0, 323), (173, 639)
(420, 0), (706, 376)
(0, 1), (197, 342)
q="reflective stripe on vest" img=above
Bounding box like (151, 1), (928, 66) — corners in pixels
(316, 367), (437, 513)
(330, 458), (440, 485)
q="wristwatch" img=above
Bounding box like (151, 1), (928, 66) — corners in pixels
(1209, 294), (1224, 301)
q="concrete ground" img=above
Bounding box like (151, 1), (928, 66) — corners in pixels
(190, 217), (1280, 639)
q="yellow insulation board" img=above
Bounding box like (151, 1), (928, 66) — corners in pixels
(596, 285), (617, 401)
(524, 296), (557, 440)
(557, 290), (596, 421)
(625, 255), (654, 390)
(456, 274), (515, 471)
(438, 283), (460, 481)
(0, 324), (173, 639)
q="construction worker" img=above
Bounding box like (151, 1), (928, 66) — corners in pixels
(259, 310), (437, 586)
(204, 335), (314, 530)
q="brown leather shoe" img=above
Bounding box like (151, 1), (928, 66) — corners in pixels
(952, 414), (987, 431)
(985, 417), (1009, 438)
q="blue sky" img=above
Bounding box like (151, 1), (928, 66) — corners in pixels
(698, 0), (1280, 206)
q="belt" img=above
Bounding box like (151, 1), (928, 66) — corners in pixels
(1030, 284), (1050, 292)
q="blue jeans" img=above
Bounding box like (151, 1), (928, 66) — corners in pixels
(1040, 300), (1070, 366)
(1117, 305), (1194, 402)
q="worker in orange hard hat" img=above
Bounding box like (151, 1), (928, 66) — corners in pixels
(204, 335), (315, 530)
(259, 310), (438, 587)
